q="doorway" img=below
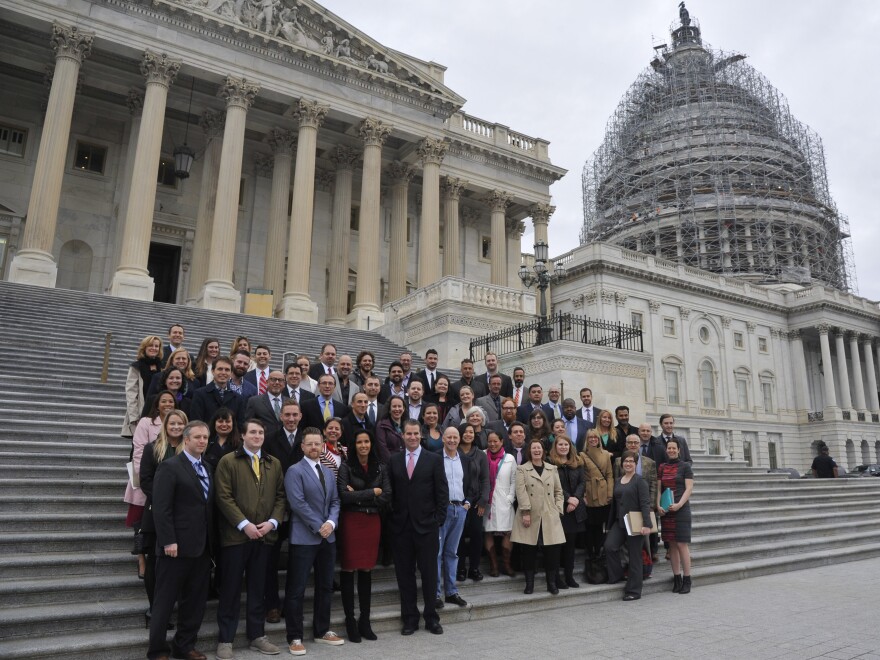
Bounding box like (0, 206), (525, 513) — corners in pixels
(147, 242), (180, 304)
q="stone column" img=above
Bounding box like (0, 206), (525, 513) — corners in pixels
(186, 110), (225, 304)
(416, 138), (447, 287)
(862, 336), (880, 413)
(530, 202), (554, 248)
(442, 177), (466, 278)
(9, 23), (93, 287)
(262, 128), (297, 310)
(848, 332), (867, 412)
(108, 89), (144, 284)
(817, 324), (837, 410)
(325, 146), (360, 325)
(110, 51), (181, 300)
(198, 76), (260, 312)
(385, 161), (413, 303)
(348, 117), (392, 329)
(833, 329), (852, 410)
(788, 329), (810, 413)
(278, 99), (329, 322)
(487, 190), (510, 286)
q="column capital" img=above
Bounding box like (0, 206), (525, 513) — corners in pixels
(253, 153), (273, 177)
(358, 117), (392, 147)
(530, 202), (555, 225)
(441, 176), (467, 200)
(416, 137), (448, 166)
(140, 50), (181, 87)
(50, 22), (93, 64)
(816, 323), (831, 336)
(218, 76), (260, 110)
(788, 328), (803, 341)
(486, 189), (511, 213)
(745, 321), (756, 334)
(860, 333), (875, 345)
(648, 300), (662, 313)
(266, 127), (297, 155)
(385, 160), (414, 184)
(721, 315), (732, 328)
(199, 110), (226, 139)
(331, 145), (361, 171)
(292, 99), (329, 130)
(506, 218), (526, 236)
(126, 88), (145, 115)
(679, 306), (691, 320)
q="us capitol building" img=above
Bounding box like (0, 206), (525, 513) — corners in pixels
(1, 0), (878, 472)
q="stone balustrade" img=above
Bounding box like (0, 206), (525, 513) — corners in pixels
(445, 111), (551, 162)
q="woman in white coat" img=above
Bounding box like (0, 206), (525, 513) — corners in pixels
(120, 335), (163, 438)
(483, 430), (517, 577)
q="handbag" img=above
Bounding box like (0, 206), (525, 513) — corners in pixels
(584, 556), (608, 584)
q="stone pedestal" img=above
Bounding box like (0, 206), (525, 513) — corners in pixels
(277, 294), (319, 324)
(347, 306), (384, 331)
(109, 269), (155, 301)
(7, 251), (58, 289)
(197, 281), (242, 313)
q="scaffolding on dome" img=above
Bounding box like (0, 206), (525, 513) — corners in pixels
(580, 8), (857, 293)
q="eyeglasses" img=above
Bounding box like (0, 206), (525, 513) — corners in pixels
(268, 377), (285, 382)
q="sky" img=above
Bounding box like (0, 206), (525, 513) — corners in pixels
(320, 1), (880, 299)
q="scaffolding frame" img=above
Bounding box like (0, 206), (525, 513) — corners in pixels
(580, 13), (857, 292)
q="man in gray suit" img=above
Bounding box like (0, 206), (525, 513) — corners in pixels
(283, 428), (344, 655)
(475, 374), (504, 422)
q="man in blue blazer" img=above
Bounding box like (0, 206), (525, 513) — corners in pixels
(283, 427), (344, 654)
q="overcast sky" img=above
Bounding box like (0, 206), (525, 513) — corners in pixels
(321, 1), (880, 299)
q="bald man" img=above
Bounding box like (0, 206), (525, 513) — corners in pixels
(244, 370), (287, 437)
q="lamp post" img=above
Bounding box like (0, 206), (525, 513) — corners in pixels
(518, 240), (565, 345)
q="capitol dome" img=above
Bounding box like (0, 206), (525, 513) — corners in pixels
(580, 3), (855, 291)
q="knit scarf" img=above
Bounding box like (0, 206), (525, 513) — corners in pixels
(486, 447), (506, 510)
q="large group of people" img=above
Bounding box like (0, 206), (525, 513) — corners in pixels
(123, 324), (696, 660)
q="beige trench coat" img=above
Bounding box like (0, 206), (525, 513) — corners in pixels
(511, 462), (565, 546)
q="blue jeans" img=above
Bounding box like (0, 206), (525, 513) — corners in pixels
(437, 504), (467, 597)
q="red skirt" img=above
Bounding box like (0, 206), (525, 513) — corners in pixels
(125, 504), (144, 528)
(338, 510), (381, 571)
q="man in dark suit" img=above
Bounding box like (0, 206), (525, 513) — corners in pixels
(281, 363), (315, 405)
(475, 374), (504, 422)
(638, 423), (667, 466)
(576, 387), (601, 429)
(307, 343), (337, 382)
(658, 414), (693, 464)
(301, 374), (349, 431)
(502, 422), (529, 466)
(147, 420), (213, 660)
(388, 419), (448, 636)
(449, 358), (487, 404)
(262, 399), (304, 623)
(510, 367), (526, 409)
(477, 352), (513, 398)
(214, 419), (286, 658)
(341, 392), (373, 445)
(243, 345), (272, 395)
(405, 380), (426, 423)
(487, 397), (517, 440)
(559, 398), (589, 452)
(415, 348), (444, 399)
(162, 323), (185, 362)
(612, 406), (637, 458)
(516, 384), (544, 423)
(541, 385), (563, 421)
(244, 370), (286, 438)
(283, 427), (344, 653)
(190, 357), (246, 428)
(361, 376), (385, 426)
(378, 361), (407, 405)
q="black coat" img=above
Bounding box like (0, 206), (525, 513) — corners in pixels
(337, 459), (392, 514)
(449, 377), (487, 405)
(264, 427), (304, 474)
(388, 449), (449, 535)
(152, 452), (215, 557)
(555, 462), (588, 529)
(190, 383), (245, 428)
(299, 397), (350, 432)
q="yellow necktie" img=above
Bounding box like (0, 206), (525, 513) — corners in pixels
(323, 399), (331, 421)
(252, 453), (260, 481)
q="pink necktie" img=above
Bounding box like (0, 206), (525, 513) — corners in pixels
(258, 371), (267, 395)
(407, 452), (415, 479)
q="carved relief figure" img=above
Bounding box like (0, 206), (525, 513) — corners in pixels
(320, 30), (334, 54)
(334, 38), (351, 59)
(275, 5), (304, 40)
(255, 0), (279, 32)
(365, 54), (388, 74)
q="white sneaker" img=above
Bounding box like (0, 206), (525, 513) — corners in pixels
(216, 642), (234, 660)
(249, 636), (280, 655)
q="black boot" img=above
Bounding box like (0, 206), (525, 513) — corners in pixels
(523, 570), (535, 594)
(565, 571), (580, 588)
(340, 572), (361, 643)
(546, 571), (559, 595)
(679, 576), (691, 594)
(672, 574), (683, 593)
(555, 572), (569, 590)
(357, 571), (377, 640)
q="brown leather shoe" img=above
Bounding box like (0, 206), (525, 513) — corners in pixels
(265, 608), (281, 623)
(172, 650), (207, 660)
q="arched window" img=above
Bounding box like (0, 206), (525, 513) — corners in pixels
(56, 239), (93, 291)
(861, 440), (870, 465)
(759, 370), (775, 414)
(734, 367), (751, 411)
(662, 356), (683, 405)
(845, 439), (856, 472)
(700, 359), (716, 408)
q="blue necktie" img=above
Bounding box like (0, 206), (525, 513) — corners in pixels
(194, 460), (209, 500)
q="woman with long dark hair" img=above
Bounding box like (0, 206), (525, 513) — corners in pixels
(321, 417), (348, 478)
(193, 337), (221, 386)
(203, 407), (242, 470)
(483, 430), (516, 577)
(337, 429), (391, 642)
(548, 434), (586, 589)
(526, 408), (552, 450)
(140, 367), (191, 418)
(420, 402), (443, 453)
(375, 396), (406, 461)
(455, 422), (490, 583)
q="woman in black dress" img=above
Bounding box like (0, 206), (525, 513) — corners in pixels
(337, 429), (390, 643)
(548, 434), (586, 589)
(605, 450), (652, 601)
(203, 408), (242, 470)
(658, 438), (694, 594)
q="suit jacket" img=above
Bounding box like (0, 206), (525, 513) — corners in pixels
(614, 454), (658, 510)
(243, 367), (272, 393)
(449, 377), (487, 404)
(152, 452), (214, 557)
(474, 394), (503, 422)
(415, 369), (446, 398)
(162, 344), (183, 362)
(285, 458), (340, 545)
(190, 383), (246, 428)
(576, 405), (602, 429)
(340, 412), (373, 447)
(388, 448), (449, 535)
(308, 362), (335, 382)
(541, 401), (564, 421)
(640, 436), (667, 467)
(658, 433), (693, 464)
(230, 378), (258, 402)
(244, 393), (283, 437)
(488, 419), (513, 442)
(609, 473), (652, 529)
(378, 383), (407, 405)
(281, 386), (315, 405)
(264, 427), (304, 474)
(559, 416), (589, 452)
(516, 401), (543, 424)
(333, 378), (360, 406)
(300, 397), (350, 431)
(215, 448), (286, 547)
(476, 372), (513, 398)
(502, 441), (529, 466)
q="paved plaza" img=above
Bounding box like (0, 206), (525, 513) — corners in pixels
(219, 558), (880, 660)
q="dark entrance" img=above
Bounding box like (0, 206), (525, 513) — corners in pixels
(147, 242), (180, 304)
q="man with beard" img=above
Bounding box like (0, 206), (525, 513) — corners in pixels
(228, 351), (258, 401)
(379, 362), (407, 404)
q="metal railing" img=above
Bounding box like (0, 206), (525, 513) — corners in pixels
(469, 312), (643, 360)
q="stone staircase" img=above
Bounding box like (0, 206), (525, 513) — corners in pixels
(1, 281), (880, 659)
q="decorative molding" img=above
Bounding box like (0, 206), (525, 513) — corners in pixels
(126, 88), (145, 115)
(315, 168), (334, 191)
(600, 289), (615, 305)
(50, 22), (93, 63)
(199, 110), (226, 138)
(385, 160), (414, 184)
(331, 145), (360, 171)
(615, 292), (628, 306)
(441, 176), (467, 200)
(521, 356), (647, 380)
(217, 75), (260, 110)
(416, 137), (448, 166)
(358, 116), (392, 147)
(140, 50), (181, 86)
(252, 152), (273, 177)
(530, 202), (555, 226)
(720, 315), (732, 328)
(648, 300), (661, 313)
(486, 189), (511, 213)
(291, 98), (329, 130)
(746, 321), (756, 334)
(816, 323), (831, 336)
(678, 306), (691, 320)
(266, 127), (297, 155)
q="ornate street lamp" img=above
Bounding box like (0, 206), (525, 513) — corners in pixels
(518, 240), (565, 345)
(172, 77), (196, 179)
